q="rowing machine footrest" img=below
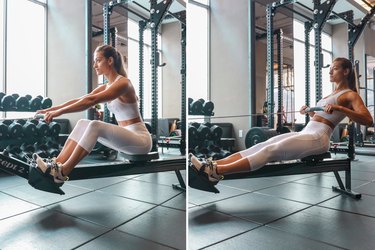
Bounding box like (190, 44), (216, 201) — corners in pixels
(301, 152), (331, 162)
(188, 164), (220, 193)
(28, 167), (65, 195)
(122, 151), (159, 162)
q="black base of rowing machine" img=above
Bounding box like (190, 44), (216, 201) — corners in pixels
(121, 151), (159, 162)
(188, 164), (219, 193)
(28, 167), (65, 195)
(332, 186), (361, 199)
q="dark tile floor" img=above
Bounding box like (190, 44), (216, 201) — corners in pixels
(0, 149), (186, 250)
(188, 154), (375, 250)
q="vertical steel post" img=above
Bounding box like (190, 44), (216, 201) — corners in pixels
(266, 4), (274, 129)
(138, 21), (146, 119)
(276, 29), (283, 132)
(304, 22), (312, 125)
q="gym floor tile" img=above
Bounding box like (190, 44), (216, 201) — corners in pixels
(257, 182), (340, 204)
(202, 192), (311, 225)
(47, 191), (155, 228)
(118, 206), (186, 249)
(0, 192), (39, 220)
(269, 206), (375, 250)
(188, 184), (249, 206)
(162, 192), (186, 211)
(204, 225), (342, 250)
(66, 176), (127, 190)
(1, 183), (92, 207)
(77, 230), (174, 250)
(100, 179), (183, 204)
(219, 177), (288, 192)
(133, 171), (186, 187)
(0, 174), (26, 190)
(293, 174), (368, 189)
(188, 206), (258, 250)
(353, 181), (375, 196)
(319, 193), (375, 217)
(0, 208), (107, 249)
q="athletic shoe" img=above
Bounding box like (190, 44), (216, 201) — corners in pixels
(32, 153), (68, 184)
(189, 153), (223, 183)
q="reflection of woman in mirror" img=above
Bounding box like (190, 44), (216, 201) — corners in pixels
(34, 45), (152, 186)
(190, 58), (373, 184)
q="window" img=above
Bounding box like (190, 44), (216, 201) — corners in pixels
(4, 0), (46, 118)
(0, 0), (4, 93)
(293, 19), (333, 123)
(127, 19), (162, 119)
(187, 0), (209, 101)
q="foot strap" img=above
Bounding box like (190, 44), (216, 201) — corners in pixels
(188, 164), (220, 193)
(28, 167), (65, 195)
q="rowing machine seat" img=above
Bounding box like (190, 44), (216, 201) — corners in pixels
(121, 151), (159, 162)
(301, 152), (331, 162)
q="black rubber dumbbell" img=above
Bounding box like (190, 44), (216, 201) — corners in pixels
(16, 119), (38, 138)
(30, 119), (50, 137)
(2, 120), (23, 138)
(49, 122), (61, 137)
(36, 95), (52, 109)
(33, 142), (48, 158)
(14, 95), (30, 111)
(0, 93), (16, 110)
(25, 95), (42, 111)
(189, 99), (203, 115)
(0, 122), (9, 140)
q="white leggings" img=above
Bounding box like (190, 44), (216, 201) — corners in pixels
(240, 121), (333, 171)
(67, 119), (152, 155)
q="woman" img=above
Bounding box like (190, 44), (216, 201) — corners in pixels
(34, 45), (152, 185)
(190, 57), (373, 184)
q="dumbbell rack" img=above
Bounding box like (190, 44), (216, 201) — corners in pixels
(0, 94), (60, 163)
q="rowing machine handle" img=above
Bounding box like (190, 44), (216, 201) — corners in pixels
(305, 107), (324, 112)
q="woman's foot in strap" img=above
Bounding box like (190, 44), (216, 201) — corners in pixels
(32, 154), (68, 185)
(189, 153), (223, 184)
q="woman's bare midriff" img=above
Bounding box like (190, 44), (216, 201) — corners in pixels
(118, 116), (142, 127)
(311, 116), (335, 130)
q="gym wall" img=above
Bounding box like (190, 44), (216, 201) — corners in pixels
(47, 0), (87, 128)
(161, 21), (182, 119)
(210, 0), (252, 150)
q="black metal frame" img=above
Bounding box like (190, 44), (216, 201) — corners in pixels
(0, 152), (186, 194)
(224, 158), (360, 199)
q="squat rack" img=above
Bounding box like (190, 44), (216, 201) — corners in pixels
(103, 0), (186, 154)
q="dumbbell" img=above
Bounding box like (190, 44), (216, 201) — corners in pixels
(45, 141), (61, 158)
(194, 145), (209, 157)
(18, 143), (35, 162)
(36, 95), (52, 109)
(33, 142), (48, 158)
(16, 119), (38, 137)
(188, 98), (193, 115)
(2, 120), (23, 138)
(5, 145), (22, 160)
(11, 94), (30, 111)
(192, 122), (210, 140)
(202, 122), (223, 141)
(0, 122), (8, 139)
(200, 100), (214, 116)
(49, 122), (61, 137)
(0, 92), (16, 110)
(25, 95), (42, 111)
(189, 99), (203, 115)
(188, 124), (199, 140)
(30, 119), (50, 137)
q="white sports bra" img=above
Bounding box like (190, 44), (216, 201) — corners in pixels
(315, 89), (351, 127)
(106, 75), (141, 121)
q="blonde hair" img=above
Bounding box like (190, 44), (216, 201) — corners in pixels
(95, 45), (127, 77)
